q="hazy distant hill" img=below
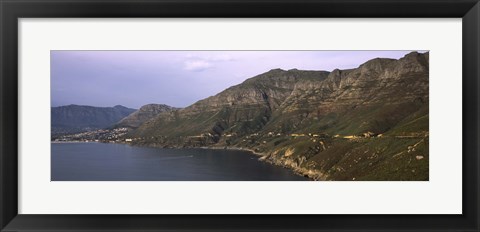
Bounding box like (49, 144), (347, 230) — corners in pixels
(130, 51), (429, 181)
(51, 104), (136, 136)
(116, 104), (178, 128)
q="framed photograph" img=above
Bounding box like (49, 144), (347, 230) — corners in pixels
(1, 0), (478, 231)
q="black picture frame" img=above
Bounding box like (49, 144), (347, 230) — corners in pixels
(1, 0), (479, 231)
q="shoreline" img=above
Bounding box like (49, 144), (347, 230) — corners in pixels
(52, 141), (313, 180)
(176, 145), (314, 180)
(198, 146), (265, 156)
(51, 141), (99, 144)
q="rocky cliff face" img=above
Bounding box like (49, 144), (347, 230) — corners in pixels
(116, 104), (178, 128)
(131, 51), (429, 181)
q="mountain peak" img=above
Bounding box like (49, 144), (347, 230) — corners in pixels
(394, 51), (429, 73)
(267, 68), (286, 73)
(404, 51), (420, 57)
(359, 57), (395, 71)
(116, 103), (178, 128)
(331, 68), (341, 74)
(138, 103), (178, 111)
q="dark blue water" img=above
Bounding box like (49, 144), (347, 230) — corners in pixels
(51, 142), (308, 181)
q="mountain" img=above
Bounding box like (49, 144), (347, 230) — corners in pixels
(51, 104), (136, 136)
(130, 51), (429, 181)
(132, 69), (330, 138)
(116, 104), (179, 128)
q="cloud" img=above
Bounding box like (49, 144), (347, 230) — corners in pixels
(185, 54), (234, 62)
(184, 60), (212, 71)
(183, 54), (235, 72)
(209, 54), (234, 62)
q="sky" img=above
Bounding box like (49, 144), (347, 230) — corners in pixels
(51, 50), (421, 109)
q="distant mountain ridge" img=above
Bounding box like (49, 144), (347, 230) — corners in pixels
(130, 51), (429, 181)
(51, 104), (136, 136)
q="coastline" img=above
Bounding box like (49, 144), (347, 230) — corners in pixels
(198, 146), (316, 180)
(53, 140), (314, 180)
(198, 146), (265, 156)
(51, 141), (99, 144)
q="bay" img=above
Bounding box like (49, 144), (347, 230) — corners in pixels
(51, 142), (308, 181)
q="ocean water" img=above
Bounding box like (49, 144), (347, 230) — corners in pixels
(51, 142), (308, 181)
